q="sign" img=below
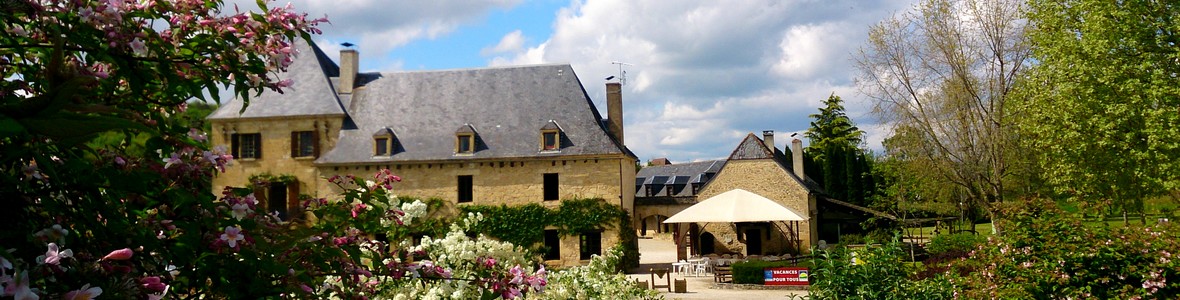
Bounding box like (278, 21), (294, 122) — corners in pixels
(763, 267), (809, 286)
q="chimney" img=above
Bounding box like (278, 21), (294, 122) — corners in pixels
(606, 82), (624, 143)
(792, 138), (804, 178)
(762, 130), (775, 152)
(339, 49), (358, 94)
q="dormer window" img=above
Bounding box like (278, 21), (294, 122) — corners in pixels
(540, 120), (563, 151)
(455, 124), (477, 154)
(373, 127), (396, 156)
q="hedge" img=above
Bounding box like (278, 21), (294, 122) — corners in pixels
(731, 260), (813, 284)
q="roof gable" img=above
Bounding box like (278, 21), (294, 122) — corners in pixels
(727, 133), (775, 160)
(208, 39), (346, 119)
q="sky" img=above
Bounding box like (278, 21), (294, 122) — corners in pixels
(233, 0), (917, 163)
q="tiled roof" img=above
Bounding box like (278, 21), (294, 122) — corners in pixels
(208, 39), (346, 119)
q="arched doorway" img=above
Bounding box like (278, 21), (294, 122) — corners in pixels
(699, 232), (715, 255)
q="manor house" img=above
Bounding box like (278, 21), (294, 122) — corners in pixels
(207, 40), (637, 267)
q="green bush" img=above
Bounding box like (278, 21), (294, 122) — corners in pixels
(731, 260), (810, 284)
(809, 237), (955, 300)
(926, 232), (985, 256)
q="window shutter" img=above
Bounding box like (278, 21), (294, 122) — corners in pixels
(288, 182), (300, 218)
(254, 134), (262, 159)
(312, 130), (320, 158)
(290, 132), (298, 158)
(231, 134), (240, 158)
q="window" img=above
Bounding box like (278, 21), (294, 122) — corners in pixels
(291, 131), (317, 158)
(373, 127), (395, 156)
(374, 137), (389, 155)
(539, 120), (562, 151)
(579, 231), (602, 260)
(541, 131), (559, 150)
(455, 124), (477, 154)
(456, 134), (474, 153)
(457, 175), (473, 203)
(543, 229), (560, 260)
(543, 173), (559, 201)
(231, 133), (262, 159)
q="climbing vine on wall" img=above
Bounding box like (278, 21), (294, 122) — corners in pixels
(247, 172), (298, 188)
(460, 198), (639, 271)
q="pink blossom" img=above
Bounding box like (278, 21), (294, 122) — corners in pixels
(21, 160), (45, 181)
(0, 248), (13, 271)
(220, 226), (245, 248)
(187, 128), (206, 141)
(146, 286), (169, 300)
(275, 79), (294, 88)
(79, 7), (95, 23)
(36, 243), (72, 266)
(63, 284), (101, 300)
(7, 25), (27, 37)
(501, 287), (522, 299)
(508, 265), (525, 285)
(130, 38), (147, 56)
(102, 248), (133, 261)
(10, 271), (36, 300)
(89, 62), (110, 79)
(231, 203), (251, 220)
(528, 265), (547, 292)
(162, 152), (182, 169)
(141, 276), (167, 292)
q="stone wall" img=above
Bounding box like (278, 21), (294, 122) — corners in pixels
(210, 116), (636, 267)
(319, 157), (635, 267)
(210, 116), (343, 202)
(693, 159), (817, 255)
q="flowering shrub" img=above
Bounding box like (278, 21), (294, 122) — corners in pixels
(925, 232), (986, 256)
(527, 245), (662, 300)
(945, 198), (1180, 299)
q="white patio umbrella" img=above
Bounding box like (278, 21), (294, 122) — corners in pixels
(663, 188), (808, 223)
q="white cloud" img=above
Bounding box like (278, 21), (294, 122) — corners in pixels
(489, 0), (914, 162)
(481, 30), (526, 56)
(225, 0), (521, 64)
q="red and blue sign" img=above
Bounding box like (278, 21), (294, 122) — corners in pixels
(764, 267), (809, 286)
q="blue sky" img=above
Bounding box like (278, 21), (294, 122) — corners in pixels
(389, 1), (565, 70)
(232, 0), (917, 163)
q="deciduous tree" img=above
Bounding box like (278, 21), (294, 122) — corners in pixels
(1018, 0), (1180, 223)
(855, 0), (1031, 230)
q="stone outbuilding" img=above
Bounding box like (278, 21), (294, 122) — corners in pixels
(634, 131), (889, 259)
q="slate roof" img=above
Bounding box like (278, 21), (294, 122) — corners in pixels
(317, 63), (630, 164)
(208, 41), (632, 164)
(208, 39), (346, 119)
(635, 160), (725, 198)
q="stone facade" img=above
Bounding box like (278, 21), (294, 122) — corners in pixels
(316, 157), (635, 210)
(207, 41), (637, 268)
(210, 116), (342, 199)
(693, 159), (818, 255)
